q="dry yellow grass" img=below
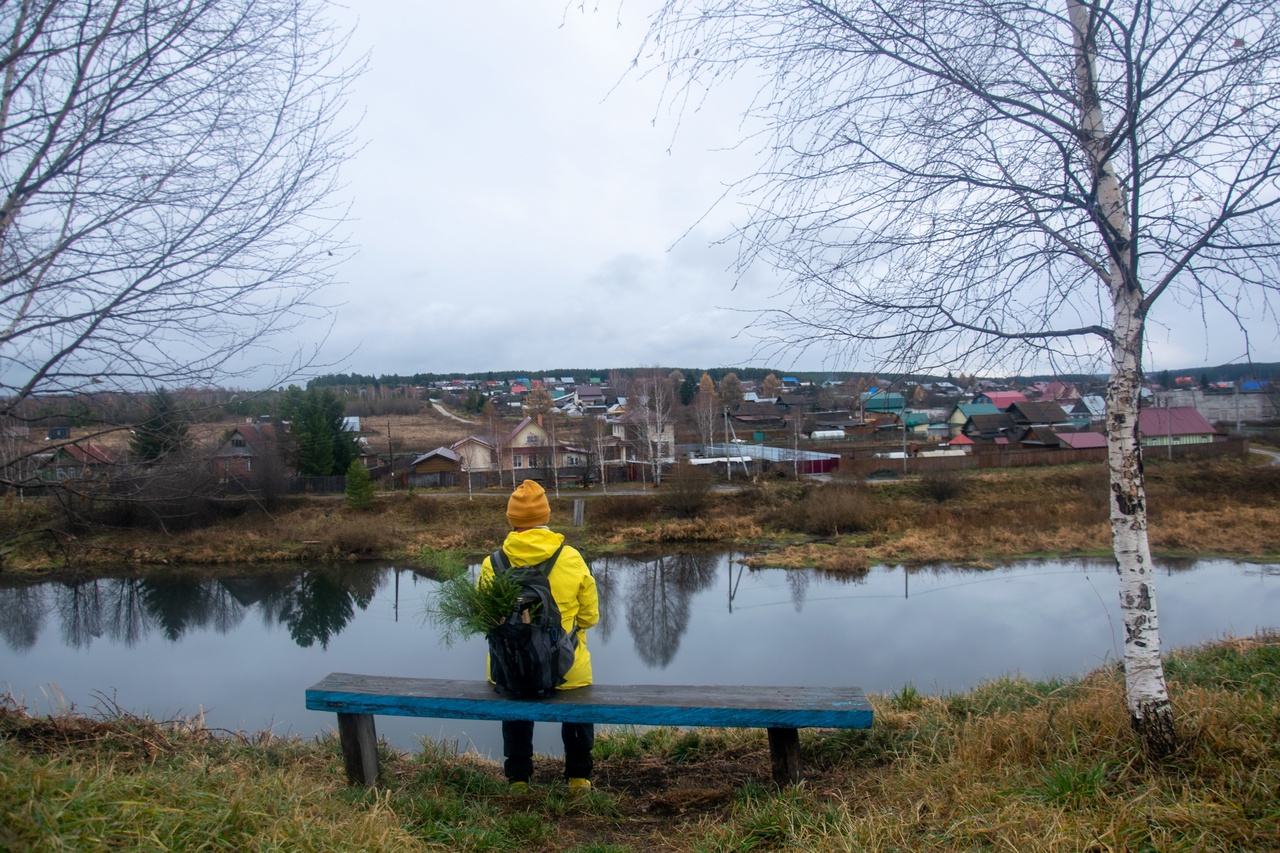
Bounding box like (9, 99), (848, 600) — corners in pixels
(7, 454), (1278, 573)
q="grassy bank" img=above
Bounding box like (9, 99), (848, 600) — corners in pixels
(3, 456), (1278, 574)
(3, 633), (1277, 851)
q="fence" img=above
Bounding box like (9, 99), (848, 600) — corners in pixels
(839, 437), (1248, 478)
(288, 475), (347, 494)
(698, 443), (841, 475)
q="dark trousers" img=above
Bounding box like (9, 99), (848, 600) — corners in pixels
(501, 720), (594, 782)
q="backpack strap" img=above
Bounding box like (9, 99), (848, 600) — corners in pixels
(492, 544), (564, 577)
(492, 545), (575, 641)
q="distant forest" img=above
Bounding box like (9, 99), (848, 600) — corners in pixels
(308, 361), (1279, 389)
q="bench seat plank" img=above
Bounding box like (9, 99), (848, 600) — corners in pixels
(306, 673), (873, 730)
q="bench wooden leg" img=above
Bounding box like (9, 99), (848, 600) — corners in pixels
(767, 727), (802, 785)
(337, 712), (379, 786)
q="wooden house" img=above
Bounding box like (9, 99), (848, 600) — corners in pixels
(961, 412), (1017, 441)
(407, 447), (462, 488)
(42, 441), (116, 482)
(1006, 400), (1072, 429)
(212, 423), (283, 482)
(946, 402), (999, 437)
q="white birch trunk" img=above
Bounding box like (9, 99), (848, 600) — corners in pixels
(1068, 0), (1175, 754)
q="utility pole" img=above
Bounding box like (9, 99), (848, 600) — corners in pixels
(550, 414), (560, 498)
(724, 407), (731, 482)
(387, 420), (394, 490)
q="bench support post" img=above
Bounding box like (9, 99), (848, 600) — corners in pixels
(337, 712), (379, 786)
(767, 727), (802, 785)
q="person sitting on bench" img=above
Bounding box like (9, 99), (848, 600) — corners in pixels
(480, 480), (599, 791)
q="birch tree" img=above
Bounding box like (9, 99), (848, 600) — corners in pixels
(632, 368), (676, 485)
(643, 0), (1280, 755)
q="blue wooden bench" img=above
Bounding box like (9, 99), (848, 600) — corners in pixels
(306, 672), (873, 787)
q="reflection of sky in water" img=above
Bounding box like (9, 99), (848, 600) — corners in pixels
(1, 556), (1276, 760)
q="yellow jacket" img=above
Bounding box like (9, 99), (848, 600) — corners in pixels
(479, 527), (599, 689)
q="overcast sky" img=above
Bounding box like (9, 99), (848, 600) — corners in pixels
(306, 1), (1279, 380)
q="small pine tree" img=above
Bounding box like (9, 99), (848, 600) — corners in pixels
(130, 389), (189, 463)
(345, 459), (375, 510)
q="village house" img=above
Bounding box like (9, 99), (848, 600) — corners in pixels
(1154, 385), (1279, 425)
(608, 408), (677, 472)
(972, 389), (1028, 409)
(961, 412), (1017, 442)
(41, 441), (116, 482)
(946, 402), (999, 437)
(406, 447), (463, 488)
(440, 416), (625, 486)
(1028, 381), (1082, 404)
(212, 423), (284, 482)
(1006, 400), (1073, 429)
(1137, 406), (1222, 446)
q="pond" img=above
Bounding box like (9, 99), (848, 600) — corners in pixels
(2, 554), (1276, 760)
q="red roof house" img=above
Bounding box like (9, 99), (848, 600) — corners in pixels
(973, 390), (1028, 409)
(1137, 407), (1220, 446)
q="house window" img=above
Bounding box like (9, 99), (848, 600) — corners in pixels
(232, 437), (246, 448)
(526, 435), (540, 445)
(246, 459), (253, 472)
(513, 455), (523, 468)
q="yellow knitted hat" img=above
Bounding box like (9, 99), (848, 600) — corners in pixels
(507, 480), (550, 528)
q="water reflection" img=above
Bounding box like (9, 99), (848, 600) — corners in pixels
(0, 584), (46, 651)
(619, 552), (719, 666)
(3, 555), (1275, 669)
(3, 555), (1277, 758)
(0, 566), (389, 654)
(3, 553), (788, 661)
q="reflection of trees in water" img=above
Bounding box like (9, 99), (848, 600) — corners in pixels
(138, 578), (247, 641)
(786, 570), (810, 613)
(591, 556), (620, 643)
(0, 585), (48, 651)
(625, 553), (720, 668)
(263, 566), (384, 649)
(101, 579), (152, 647)
(54, 580), (106, 649)
(10, 566), (388, 652)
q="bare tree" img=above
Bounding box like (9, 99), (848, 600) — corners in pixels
(1, 0), (359, 482)
(486, 404), (510, 488)
(523, 387), (554, 418)
(587, 413), (612, 493)
(692, 372), (719, 450)
(631, 369), (676, 485)
(644, 0), (1280, 755)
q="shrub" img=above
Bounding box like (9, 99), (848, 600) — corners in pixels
(796, 483), (879, 536)
(323, 517), (388, 556)
(591, 494), (655, 524)
(659, 462), (713, 518)
(916, 470), (966, 503)
(402, 494), (446, 523)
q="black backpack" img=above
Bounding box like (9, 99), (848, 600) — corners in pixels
(486, 545), (578, 698)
